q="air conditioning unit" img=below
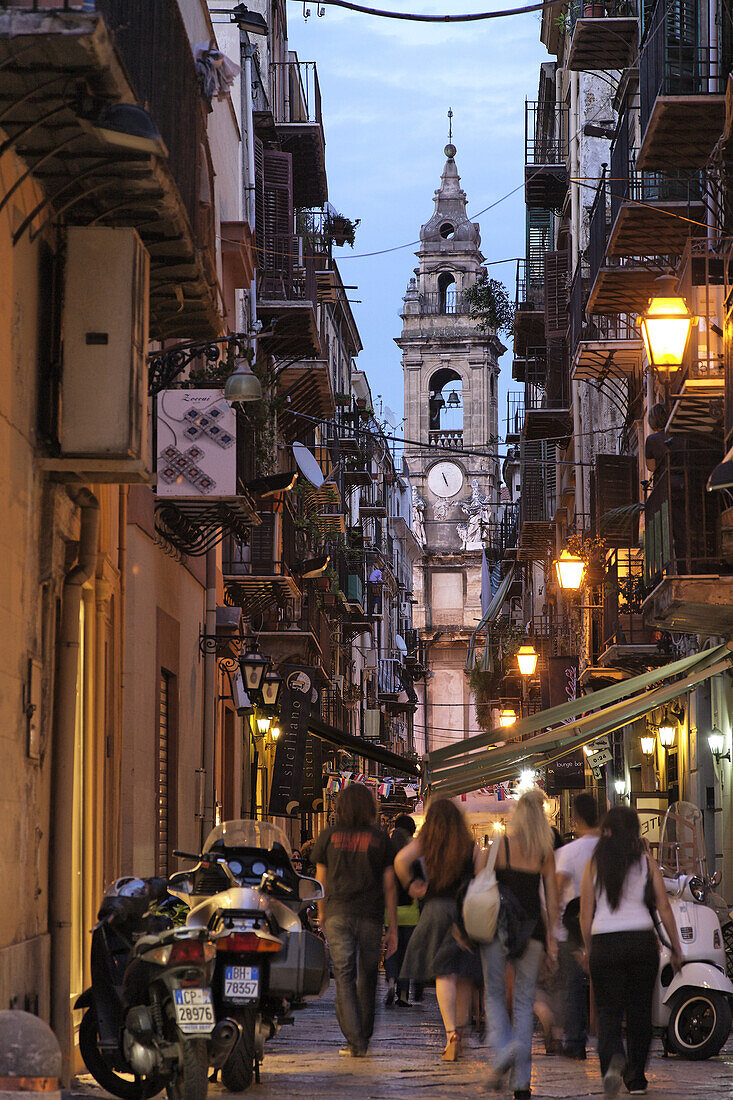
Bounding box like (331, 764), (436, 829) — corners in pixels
(44, 227), (150, 481)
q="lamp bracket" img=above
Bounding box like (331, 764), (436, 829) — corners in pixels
(148, 334), (253, 395)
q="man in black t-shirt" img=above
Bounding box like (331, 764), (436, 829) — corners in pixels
(313, 783), (398, 1057)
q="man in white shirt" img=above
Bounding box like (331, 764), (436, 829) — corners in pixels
(555, 792), (600, 1060)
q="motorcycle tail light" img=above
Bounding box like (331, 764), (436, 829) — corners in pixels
(169, 939), (206, 965)
(217, 931), (282, 953)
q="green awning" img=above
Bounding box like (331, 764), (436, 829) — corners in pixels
(466, 565), (515, 671)
(427, 644), (732, 797)
(308, 715), (420, 777)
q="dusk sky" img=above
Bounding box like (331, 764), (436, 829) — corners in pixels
(288, 0), (548, 449)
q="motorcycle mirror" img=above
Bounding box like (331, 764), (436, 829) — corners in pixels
(298, 876), (324, 903)
(709, 870), (722, 887)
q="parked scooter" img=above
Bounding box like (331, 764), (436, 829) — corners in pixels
(652, 801), (733, 1059)
(76, 876), (237, 1100)
(169, 820), (329, 1092)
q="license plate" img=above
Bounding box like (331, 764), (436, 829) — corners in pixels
(224, 965), (260, 1004)
(173, 988), (215, 1035)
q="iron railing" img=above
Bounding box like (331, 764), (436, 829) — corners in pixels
(568, 0), (637, 20)
(603, 549), (652, 649)
(570, 260), (642, 352)
(644, 443), (726, 586)
(271, 59), (323, 128)
(258, 235), (317, 304)
(419, 290), (471, 315)
(525, 99), (569, 165)
(506, 392), (525, 439)
(378, 656), (403, 696)
(640, 1), (727, 134)
(524, 345), (571, 410)
(588, 170), (608, 288)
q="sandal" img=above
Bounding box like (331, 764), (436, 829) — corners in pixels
(442, 1030), (461, 1062)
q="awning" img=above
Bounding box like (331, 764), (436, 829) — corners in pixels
(466, 565), (515, 670)
(427, 644), (732, 797)
(308, 715), (420, 777)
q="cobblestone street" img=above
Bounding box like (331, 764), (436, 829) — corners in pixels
(200, 976), (733, 1100)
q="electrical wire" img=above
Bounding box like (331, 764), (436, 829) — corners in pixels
(294, 0), (567, 22)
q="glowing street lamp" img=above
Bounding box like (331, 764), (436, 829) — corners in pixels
(499, 707), (518, 728)
(555, 549), (586, 591)
(708, 727), (730, 761)
(639, 275), (695, 370)
(516, 644), (539, 677)
(658, 723), (676, 749)
(256, 715), (272, 735)
(640, 735), (656, 756)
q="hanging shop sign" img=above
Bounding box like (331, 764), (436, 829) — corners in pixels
(546, 751), (586, 794)
(269, 666), (316, 816)
(156, 388), (237, 497)
(542, 654), (580, 709)
(300, 734), (324, 811)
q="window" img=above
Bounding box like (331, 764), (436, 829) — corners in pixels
(438, 271), (456, 313)
(428, 367), (462, 434)
(439, 222), (455, 240)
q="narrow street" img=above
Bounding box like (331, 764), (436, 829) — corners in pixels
(198, 978), (733, 1100)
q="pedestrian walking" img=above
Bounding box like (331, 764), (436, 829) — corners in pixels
(478, 787), (559, 1099)
(384, 813), (420, 1008)
(395, 798), (482, 1062)
(579, 806), (683, 1097)
(313, 783), (398, 1057)
(555, 792), (600, 1060)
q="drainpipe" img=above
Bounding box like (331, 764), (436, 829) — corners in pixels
(50, 486), (100, 1081)
(243, 44), (258, 340)
(202, 548), (217, 844)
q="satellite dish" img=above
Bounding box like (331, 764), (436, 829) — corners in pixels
(292, 442), (324, 489)
(396, 634), (407, 654)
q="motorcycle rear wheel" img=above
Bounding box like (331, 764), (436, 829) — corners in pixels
(78, 1009), (165, 1100)
(166, 1037), (208, 1100)
(220, 1008), (257, 1092)
(666, 989), (732, 1059)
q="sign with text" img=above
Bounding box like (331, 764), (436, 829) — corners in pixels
(546, 750), (586, 793)
(268, 666), (315, 817)
(542, 655), (580, 709)
(300, 734), (324, 811)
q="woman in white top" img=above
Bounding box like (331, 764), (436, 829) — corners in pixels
(579, 806), (682, 1098)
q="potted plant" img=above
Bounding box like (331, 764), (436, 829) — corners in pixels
(324, 212), (360, 248)
(334, 392), (351, 407)
(583, 1), (605, 15)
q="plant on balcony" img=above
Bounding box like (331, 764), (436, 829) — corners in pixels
(464, 273), (514, 336)
(334, 392), (352, 407)
(469, 620), (523, 732)
(324, 211), (360, 248)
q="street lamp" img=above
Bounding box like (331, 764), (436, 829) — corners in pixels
(516, 644), (539, 677)
(239, 644), (270, 695)
(639, 275), (695, 370)
(256, 715), (272, 735)
(261, 669), (283, 709)
(499, 706), (518, 728)
(270, 725), (281, 741)
(708, 727), (731, 762)
(224, 355), (263, 403)
(658, 722), (676, 749)
(555, 549), (586, 591)
(640, 735), (656, 756)
(614, 777), (627, 798)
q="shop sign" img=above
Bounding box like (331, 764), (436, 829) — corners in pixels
(268, 666), (315, 816)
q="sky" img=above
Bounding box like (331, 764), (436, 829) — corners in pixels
(287, 0), (548, 443)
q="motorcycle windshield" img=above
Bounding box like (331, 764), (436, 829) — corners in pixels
(658, 800), (705, 877)
(203, 819), (292, 857)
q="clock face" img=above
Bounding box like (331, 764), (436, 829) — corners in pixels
(427, 461), (463, 498)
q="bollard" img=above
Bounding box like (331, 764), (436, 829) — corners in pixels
(0, 1012), (62, 1100)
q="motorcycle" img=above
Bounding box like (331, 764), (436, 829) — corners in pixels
(652, 800), (733, 1059)
(76, 876), (238, 1100)
(169, 820), (329, 1092)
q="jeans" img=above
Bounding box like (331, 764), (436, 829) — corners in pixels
(589, 930), (659, 1088)
(481, 936), (544, 1091)
(559, 940), (588, 1054)
(384, 925), (413, 997)
(325, 912), (383, 1053)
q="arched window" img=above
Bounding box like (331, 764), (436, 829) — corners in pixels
(428, 367), (462, 435)
(438, 271), (456, 314)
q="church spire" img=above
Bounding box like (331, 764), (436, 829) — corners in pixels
(419, 142), (481, 253)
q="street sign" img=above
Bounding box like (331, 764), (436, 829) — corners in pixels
(592, 765), (604, 781)
(588, 748), (613, 769)
(586, 736), (610, 754)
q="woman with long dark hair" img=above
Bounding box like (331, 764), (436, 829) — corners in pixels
(394, 798), (482, 1061)
(579, 806), (682, 1097)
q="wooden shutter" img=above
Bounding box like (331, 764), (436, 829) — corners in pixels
(262, 149), (293, 282)
(253, 136), (265, 264)
(249, 511), (276, 569)
(544, 250), (569, 340)
(594, 454), (639, 547)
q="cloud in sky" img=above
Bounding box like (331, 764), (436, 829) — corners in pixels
(288, 0), (547, 453)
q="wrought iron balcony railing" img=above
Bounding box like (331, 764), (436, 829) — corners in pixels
(525, 99), (569, 165)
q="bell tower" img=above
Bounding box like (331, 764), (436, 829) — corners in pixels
(396, 143), (505, 754)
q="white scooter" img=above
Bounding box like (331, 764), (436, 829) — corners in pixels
(652, 800), (733, 1059)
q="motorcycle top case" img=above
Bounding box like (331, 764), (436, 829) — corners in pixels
(268, 928), (329, 998)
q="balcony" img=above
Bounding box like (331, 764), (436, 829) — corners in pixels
(642, 443), (733, 633)
(522, 346), (571, 441)
(0, 0), (219, 338)
(418, 290), (471, 315)
(637, 9), (727, 171)
(598, 549), (665, 670)
(272, 57), (327, 207)
(524, 99), (569, 209)
(587, 172), (663, 314)
(359, 481), (387, 519)
(570, 262), (643, 379)
(222, 507), (301, 617)
(607, 164), (706, 259)
(276, 359), (335, 442)
(514, 259), (546, 354)
(506, 393), (525, 442)
(518, 445), (555, 559)
(257, 236), (320, 358)
(566, 0), (638, 72)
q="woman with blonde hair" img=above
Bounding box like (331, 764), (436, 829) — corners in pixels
(394, 798), (482, 1062)
(478, 787), (559, 1099)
